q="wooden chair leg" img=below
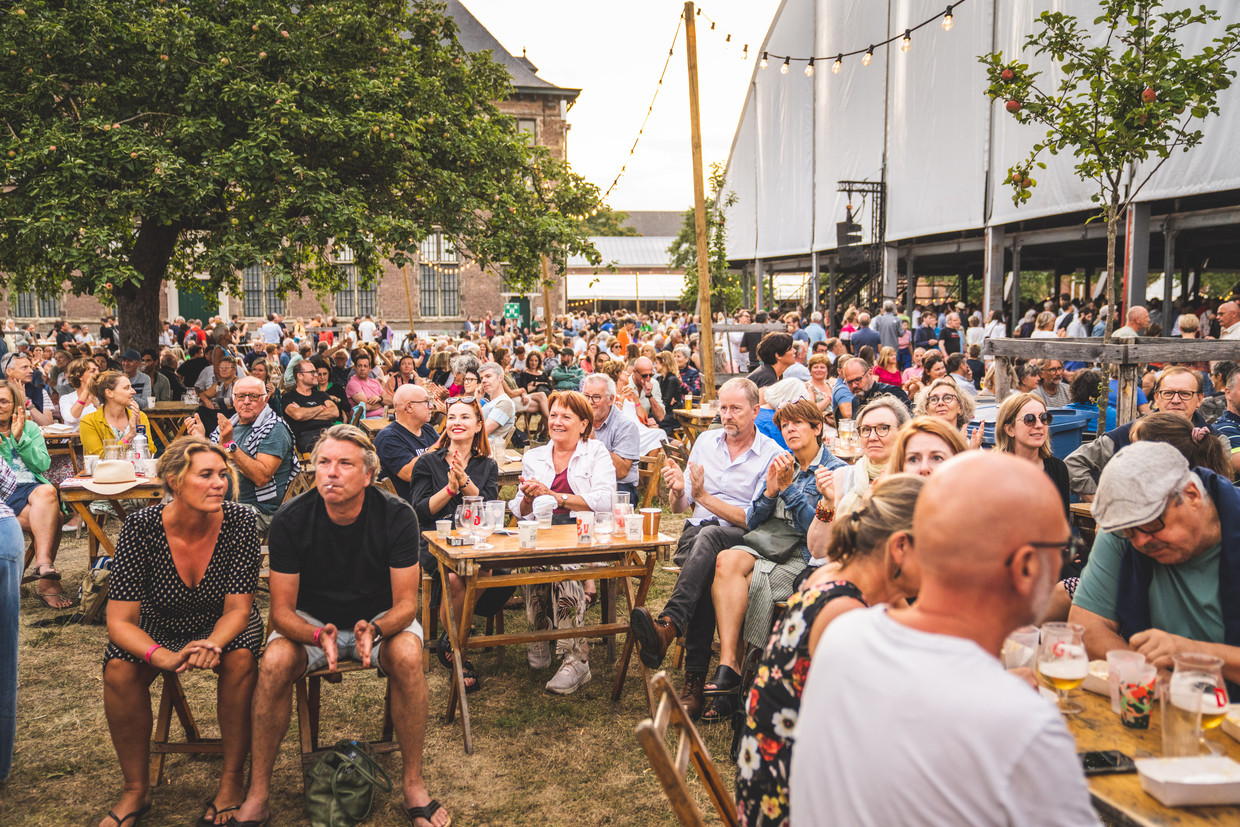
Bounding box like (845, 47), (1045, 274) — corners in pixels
(421, 571), (434, 673)
(149, 675), (176, 787)
(494, 610), (505, 669)
(149, 673), (221, 787)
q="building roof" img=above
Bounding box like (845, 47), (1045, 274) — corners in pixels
(623, 211), (685, 237)
(446, 1), (580, 99)
(567, 237), (678, 269)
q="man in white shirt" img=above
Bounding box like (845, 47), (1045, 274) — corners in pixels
(629, 378), (783, 718)
(1217, 301), (1240, 340)
(789, 452), (1097, 826)
(358, 314), (377, 344)
(259, 314), (283, 345)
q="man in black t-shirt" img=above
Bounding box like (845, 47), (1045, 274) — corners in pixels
(235, 425), (450, 827)
(744, 332), (795, 389)
(375, 384), (441, 500)
(939, 312), (963, 355)
(177, 343), (210, 389)
(739, 311), (767, 372)
(283, 361), (340, 453)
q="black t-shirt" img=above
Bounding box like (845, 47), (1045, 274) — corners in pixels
(408, 448), (499, 565)
(324, 382), (350, 416)
(515, 370), (552, 396)
(852, 382), (912, 412)
(268, 487), (418, 628)
(283, 388), (336, 448)
(746, 364), (778, 389)
(740, 331), (762, 369)
(178, 356), (210, 388)
(939, 327), (962, 355)
(374, 420), (443, 501)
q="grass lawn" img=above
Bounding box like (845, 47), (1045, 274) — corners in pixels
(2, 507), (739, 826)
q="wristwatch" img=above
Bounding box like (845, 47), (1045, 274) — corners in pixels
(559, 492), (568, 506)
(225, 441), (238, 453)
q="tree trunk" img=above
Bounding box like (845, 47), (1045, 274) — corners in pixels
(116, 220), (179, 353)
(1096, 205), (1121, 438)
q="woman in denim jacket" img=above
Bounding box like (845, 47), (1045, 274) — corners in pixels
(700, 399), (845, 721)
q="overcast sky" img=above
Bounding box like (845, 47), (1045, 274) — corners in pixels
(460, 0), (782, 214)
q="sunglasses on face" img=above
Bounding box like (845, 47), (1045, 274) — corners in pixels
(1020, 412), (1053, 426)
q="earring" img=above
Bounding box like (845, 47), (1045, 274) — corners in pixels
(893, 564), (902, 580)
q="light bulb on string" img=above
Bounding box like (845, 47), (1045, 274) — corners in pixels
(743, 44), (749, 60)
(780, 56), (790, 74)
(805, 57), (814, 77)
(760, 51), (768, 69)
(862, 46), (873, 66)
(901, 30), (911, 52)
(832, 54), (842, 73)
(943, 5), (954, 31)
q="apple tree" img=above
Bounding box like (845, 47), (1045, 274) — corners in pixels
(0, 0), (599, 350)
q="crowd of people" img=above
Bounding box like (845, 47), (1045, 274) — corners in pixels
(2, 291), (1240, 825)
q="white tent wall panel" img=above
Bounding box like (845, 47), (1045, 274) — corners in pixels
(753, 0), (817, 258)
(811, 0), (889, 252)
(723, 92), (760, 261)
(884, 0), (991, 241)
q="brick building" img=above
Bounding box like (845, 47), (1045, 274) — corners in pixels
(1, 0), (579, 336)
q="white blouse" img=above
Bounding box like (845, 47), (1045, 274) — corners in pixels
(508, 437), (617, 518)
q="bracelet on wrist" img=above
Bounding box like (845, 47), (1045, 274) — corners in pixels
(145, 643), (162, 664)
(313, 627), (323, 646)
(815, 499), (836, 523)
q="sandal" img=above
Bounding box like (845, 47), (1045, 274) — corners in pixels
(35, 590), (74, 610)
(703, 664), (742, 696)
(33, 563), (61, 581)
(406, 799), (451, 827)
(435, 632), (481, 694)
(198, 800), (240, 826)
(102, 802), (151, 826)
(699, 691), (740, 724)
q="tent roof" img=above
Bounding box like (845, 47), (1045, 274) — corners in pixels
(567, 237), (678, 269)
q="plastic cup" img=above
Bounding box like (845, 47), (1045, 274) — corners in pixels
(83, 455), (101, 476)
(595, 511), (614, 538)
(623, 513), (642, 541)
(1002, 626), (1039, 670)
(536, 510), (553, 529)
(1161, 680), (1202, 757)
(1107, 650), (1147, 714)
(1119, 663), (1157, 730)
(518, 520), (539, 549)
(640, 507), (662, 536)
(575, 511), (595, 544)
(435, 519), (452, 540)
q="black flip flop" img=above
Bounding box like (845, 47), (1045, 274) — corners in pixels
(406, 799), (451, 827)
(103, 802), (151, 827)
(198, 800), (239, 826)
(703, 664), (741, 697)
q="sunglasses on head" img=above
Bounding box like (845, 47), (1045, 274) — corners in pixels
(1020, 412), (1053, 426)
(445, 396), (477, 406)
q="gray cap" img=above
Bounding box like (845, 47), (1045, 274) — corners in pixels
(1092, 442), (1190, 533)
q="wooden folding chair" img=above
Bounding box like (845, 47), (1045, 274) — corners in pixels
(635, 671), (739, 827)
(295, 661), (397, 789)
(663, 439), (690, 470)
(637, 449), (664, 512)
(150, 672), (224, 786)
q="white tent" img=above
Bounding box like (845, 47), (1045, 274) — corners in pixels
(722, 0), (1240, 301)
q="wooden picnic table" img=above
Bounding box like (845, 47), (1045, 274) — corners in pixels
(673, 407), (718, 448)
(57, 476), (166, 623)
(1067, 684), (1240, 825)
(40, 425), (82, 475)
(424, 523), (672, 753)
(360, 417), (390, 437)
(144, 401), (199, 448)
(1071, 501), (1098, 547)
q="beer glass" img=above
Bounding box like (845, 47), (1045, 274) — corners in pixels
(1170, 653), (1230, 755)
(1038, 622), (1089, 715)
(471, 510), (496, 551)
(1001, 626), (1039, 670)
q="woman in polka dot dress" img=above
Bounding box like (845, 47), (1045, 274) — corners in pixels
(99, 437), (262, 827)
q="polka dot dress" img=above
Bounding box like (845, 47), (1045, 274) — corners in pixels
(103, 501), (264, 666)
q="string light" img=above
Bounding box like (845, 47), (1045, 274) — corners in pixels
(832, 54), (842, 73)
(862, 45), (873, 66)
(943, 4), (954, 31)
(901, 30), (912, 52)
(780, 56), (790, 74)
(804, 57), (814, 77)
(760, 51), (768, 69)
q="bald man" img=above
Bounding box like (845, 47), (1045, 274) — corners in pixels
(1218, 301), (1240, 340)
(1111, 305), (1149, 339)
(187, 375), (296, 534)
(790, 455), (1097, 826)
(375, 383), (440, 501)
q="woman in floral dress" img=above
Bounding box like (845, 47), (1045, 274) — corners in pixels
(735, 474), (924, 826)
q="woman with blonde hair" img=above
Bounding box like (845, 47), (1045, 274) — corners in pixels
(914, 376), (981, 448)
(874, 346), (902, 386)
(829, 396), (909, 516)
(1031, 311), (1059, 339)
(888, 416), (969, 477)
(99, 436), (261, 827)
(79, 371), (159, 457)
(995, 392), (1069, 512)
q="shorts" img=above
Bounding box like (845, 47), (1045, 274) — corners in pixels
(267, 609), (423, 677)
(4, 482), (43, 517)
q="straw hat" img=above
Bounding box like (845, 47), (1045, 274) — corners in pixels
(82, 460), (144, 495)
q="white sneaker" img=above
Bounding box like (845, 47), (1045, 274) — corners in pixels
(527, 640), (552, 669)
(545, 656), (592, 695)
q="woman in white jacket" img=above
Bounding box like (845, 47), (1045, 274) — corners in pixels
(509, 390), (616, 695)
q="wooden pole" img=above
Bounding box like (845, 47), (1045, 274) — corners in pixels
(541, 255), (553, 339)
(685, 3), (715, 400)
(400, 262), (416, 334)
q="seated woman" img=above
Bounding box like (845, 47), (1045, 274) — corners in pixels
(0, 381), (68, 609)
(874, 346), (902, 386)
(99, 437), (262, 827)
(478, 363), (516, 458)
(513, 350), (553, 439)
(654, 352), (687, 435)
(736, 474), (923, 826)
(914, 376), (982, 449)
(382, 354), (419, 407)
(755, 378), (813, 450)
(345, 349), (384, 419)
(59, 356), (99, 427)
(705, 399), (846, 722)
(995, 392), (1070, 513)
(887, 416), (968, 478)
(79, 371), (159, 458)
(831, 397), (909, 515)
(509, 391), (615, 696)
(247, 358), (281, 415)
(409, 397), (508, 695)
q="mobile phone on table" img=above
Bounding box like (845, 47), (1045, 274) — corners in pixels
(1078, 750), (1137, 776)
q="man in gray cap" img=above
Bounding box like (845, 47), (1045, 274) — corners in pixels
(1070, 441), (1240, 693)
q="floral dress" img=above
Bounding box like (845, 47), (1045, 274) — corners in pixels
(735, 580), (865, 827)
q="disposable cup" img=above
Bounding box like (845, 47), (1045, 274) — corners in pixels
(640, 507), (661, 536)
(624, 513), (642, 541)
(575, 511), (595, 544)
(1107, 650), (1147, 714)
(1119, 663), (1157, 729)
(435, 519), (452, 540)
(83, 455), (101, 476)
(518, 521), (539, 549)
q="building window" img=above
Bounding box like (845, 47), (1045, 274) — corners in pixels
(13, 290), (60, 318)
(332, 247), (377, 319)
(241, 265), (284, 318)
(418, 232), (459, 317)
(517, 118), (537, 144)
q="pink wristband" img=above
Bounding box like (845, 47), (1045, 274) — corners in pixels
(313, 627), (323, 646)
(144, 643), (162, 664)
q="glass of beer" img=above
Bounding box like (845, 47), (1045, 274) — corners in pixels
(1170, 653), (1230, 755)
(1037, 622), (1089, 715)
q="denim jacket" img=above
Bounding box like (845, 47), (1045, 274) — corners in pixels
(745, 443), (846, 563)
